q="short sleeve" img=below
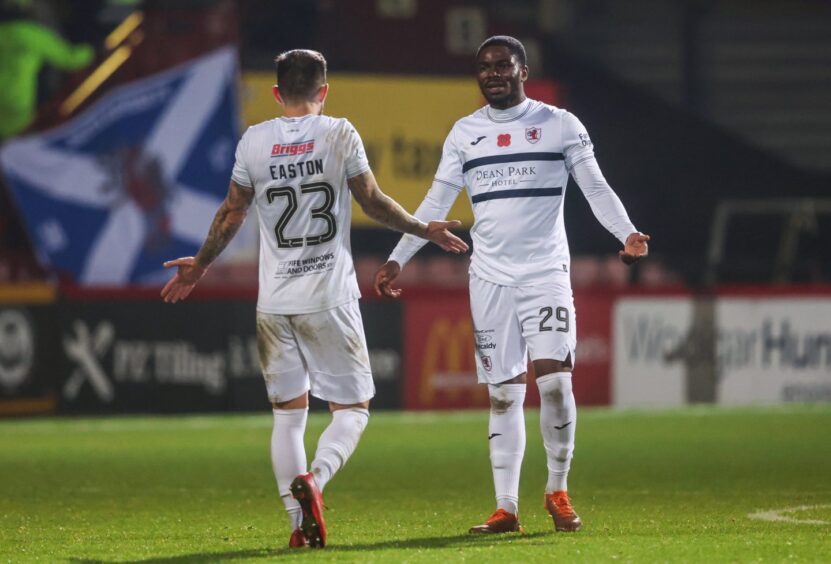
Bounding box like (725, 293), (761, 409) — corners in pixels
(342, 120), (371, 179)
(433, 127), (464, 191)
(231, 130), (253, 188)
(562, 112), (595, 172)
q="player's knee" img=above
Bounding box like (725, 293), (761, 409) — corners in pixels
(538, 373), (573, 405)
(329, 400), (370, 413)
(533, 355), (573, 377)
(488, 384), (521, 414)
(330, 406), (370, 435)
(354, 409), (370, 432)
(272, 392), (309, 410)
(555, 374), (573, 397)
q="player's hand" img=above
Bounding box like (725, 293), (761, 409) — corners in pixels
(619, 232), (650, 265)
(161, 257), (208, 303)
(374, 260), (402, 299)
(425, 220), (469, 254)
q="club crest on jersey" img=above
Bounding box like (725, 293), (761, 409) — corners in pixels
(497, 133), (511, 147)
(482, 355), (493, 372)
(271, 140), (315, 157)
(525, 127), (541, 144)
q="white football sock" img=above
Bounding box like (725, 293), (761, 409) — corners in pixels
(310, 407), (369, 491)
(487, 383), (526, 515)
(537, 373), (577, 493)
(271, 407), (308, 529)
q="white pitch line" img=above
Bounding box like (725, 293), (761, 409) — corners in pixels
(748, 504), (831, 525)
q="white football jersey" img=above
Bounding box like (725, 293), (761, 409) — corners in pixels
(428, 98), (632, 286)
(231, 115), (369, 314)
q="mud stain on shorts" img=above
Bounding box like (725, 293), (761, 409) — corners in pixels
(256, 315), (281, 367)
(344, 330), (369, 365)
(292, 317), (320, 347)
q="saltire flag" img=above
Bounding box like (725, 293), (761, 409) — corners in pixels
(0, 46), (239, 285)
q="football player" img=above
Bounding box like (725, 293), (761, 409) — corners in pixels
(161, 49), (468, 548)
(375, 36), (649, 534)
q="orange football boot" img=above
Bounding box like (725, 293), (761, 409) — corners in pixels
(545, 490), (582, 532)
(288, 528), (307, 548)
(468, 508), (525, 534)
(290, 472), (327, 548)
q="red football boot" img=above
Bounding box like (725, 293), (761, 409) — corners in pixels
(288, 528), (307, 548)
(290, 472), (327, 548)
(468, 508), (525, 534)
(545, 490), (582, 532)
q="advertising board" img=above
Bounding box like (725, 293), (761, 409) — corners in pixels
(402, 293), (486, 409)
(59, 300), (261, 413)
(717, 298), (831, 403)
(612, 293), (831, 407)
(55, 296), (401, 414)
(613, 297), (694, 408)
(0, 285), (59, 415)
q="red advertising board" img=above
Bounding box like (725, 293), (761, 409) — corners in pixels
(571, 289), (615, 405)
(402, 288), (613, 409)
(403, 291), (491, 410)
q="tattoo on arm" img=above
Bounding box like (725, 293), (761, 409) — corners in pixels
(348, 172), (427, 237)
(366, 191), (426, 235)
(194, 181), (254, 267)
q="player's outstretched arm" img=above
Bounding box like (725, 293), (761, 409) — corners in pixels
(619, 232), (651, 265)
(348, 170), (468, 254)
(374, 260), (402, 298)
(161, 180), (254, 303)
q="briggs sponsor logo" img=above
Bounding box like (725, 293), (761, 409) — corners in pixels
(271, 140), (315, 157)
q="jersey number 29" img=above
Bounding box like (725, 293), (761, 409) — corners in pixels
(266, 182), (337, 249)
(539, 306), (569, 333)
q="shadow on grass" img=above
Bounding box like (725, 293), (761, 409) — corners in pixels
(70, 531), (549, 562)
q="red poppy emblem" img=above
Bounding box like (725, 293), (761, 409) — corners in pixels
(497, 134), (511, 147)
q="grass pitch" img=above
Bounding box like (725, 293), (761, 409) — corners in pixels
(1, 405), (830, 562)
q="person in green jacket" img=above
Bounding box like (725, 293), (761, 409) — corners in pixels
(0, 6), (94, 140)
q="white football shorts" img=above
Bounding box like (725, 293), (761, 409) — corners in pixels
(469, 273), (577, 384)
(256, 299), (375, 404)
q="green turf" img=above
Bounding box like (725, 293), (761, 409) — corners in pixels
(1, 405), (830, 562)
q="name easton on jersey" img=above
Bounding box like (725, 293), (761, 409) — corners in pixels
(269, 159), (324, 180)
